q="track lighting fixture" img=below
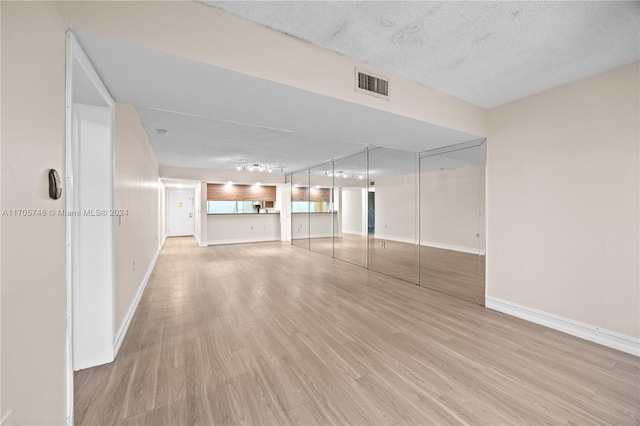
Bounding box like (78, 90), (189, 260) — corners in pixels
(235, 161), (285, 173)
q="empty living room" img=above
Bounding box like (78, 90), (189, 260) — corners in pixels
(1, 1), (638, 425)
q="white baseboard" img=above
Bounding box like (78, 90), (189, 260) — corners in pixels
(342, 230), (367, 236)
(486, 296), (640, 356)
(420, 240), (485, 255)
(113, 248), (161, 357)
(373, 234), (416, 245)
(309, 233), (334, 239)
(206, 236), (280, 246)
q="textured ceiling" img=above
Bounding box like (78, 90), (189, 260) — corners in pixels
(203, 1), (640, 108)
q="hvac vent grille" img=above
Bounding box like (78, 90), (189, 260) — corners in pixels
(356, 71), (389, 97)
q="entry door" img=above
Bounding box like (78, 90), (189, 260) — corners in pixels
(168, 189), (194, 236)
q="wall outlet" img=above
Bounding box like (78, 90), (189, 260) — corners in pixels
(132, 261), (136, 271)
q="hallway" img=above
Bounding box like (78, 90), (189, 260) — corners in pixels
(75, 237), (639, 425)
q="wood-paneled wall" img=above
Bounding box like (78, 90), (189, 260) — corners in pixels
(291, 187), (331, 202)
(207, 183), (276, 201)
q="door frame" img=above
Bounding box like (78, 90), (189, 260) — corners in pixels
(65, 31), (115, 426)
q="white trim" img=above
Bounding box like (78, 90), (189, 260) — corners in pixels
(420, 240), (485, 255)
(309, 233), (334, 239)
(341, 230), (367, 236)
(113, 247), (161, 357)
(486, 296), (640, 356)
(373, 234), (416, 245)
(207, 237), (280, 246)
(65, 31), (116, 423)
(65, 32), (75, 426)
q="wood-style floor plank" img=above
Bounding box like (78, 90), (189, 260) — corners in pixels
(75, 237), (639, 425)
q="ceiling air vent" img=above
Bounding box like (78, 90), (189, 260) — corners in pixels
(356, 69), (389, 99)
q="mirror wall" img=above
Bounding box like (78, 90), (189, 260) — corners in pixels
(367, 148), (419, 284)
(291, 169), (310, 250)
(419, 139), (486, 304)
(309, 162), (335, 258)
(333, 151), (368, 267)
(290, 140), (486, 305)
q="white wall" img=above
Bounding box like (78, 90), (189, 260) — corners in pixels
(207, 214), (280, 245)
(373, 174), (417, 244)
(113, 103), (160, 344)
(341, 188), (366, 235)
(487, 62), (639, 342)
(420, 165), (485, 254)
(1, 2), (67, 424)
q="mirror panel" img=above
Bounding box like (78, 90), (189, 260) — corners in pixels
(333, 151), (368, 267)
(309, 162), (335, 258)
(291, 169), (310, 250)
(367, 148), (419, 284)
(419, 140), (486, 304)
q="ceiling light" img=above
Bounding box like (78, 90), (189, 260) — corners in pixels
(156, 129), (168, 135)
(236, 162), (285, 173)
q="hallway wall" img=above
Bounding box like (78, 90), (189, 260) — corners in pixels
(114, 104), (160, 339)
(0, 2), (68, 424)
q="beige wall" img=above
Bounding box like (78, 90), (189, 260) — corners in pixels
(114, 103), (160, 330)
(65, 1), (486, 138)
(1, 2), (67, 424)
(487, 62), (640, 339)
(420, 165), (486, 253)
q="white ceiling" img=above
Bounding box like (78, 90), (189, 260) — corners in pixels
(203, 1), (640, 108)
(73, 29), (479, 173)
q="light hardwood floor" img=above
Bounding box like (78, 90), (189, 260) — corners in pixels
(304, 234), (484, 305)
(75, 237), (639, 425)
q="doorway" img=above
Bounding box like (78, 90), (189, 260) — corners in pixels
(367, 190), (375, 234)
(167, 189), (194, 236)
(66, 31), (115, 424)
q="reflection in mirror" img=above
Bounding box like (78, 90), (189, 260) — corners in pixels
(291, 169), (310, 250)
(367, 148), (419, 284)
(419, 139), (486, 305)
(309, 162), (335, 258)
(332, 150), (368, 267)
